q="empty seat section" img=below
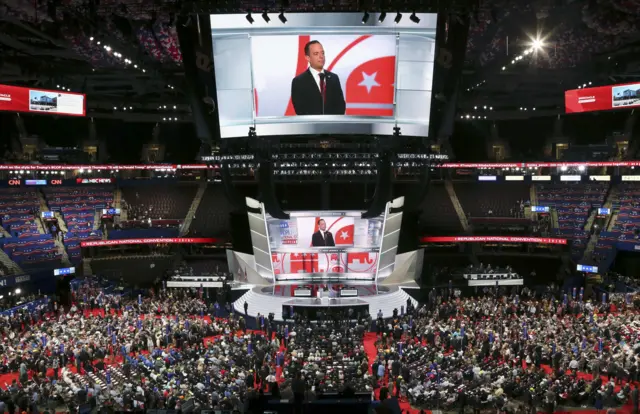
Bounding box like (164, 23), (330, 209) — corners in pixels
(596, 183), (640, 266)
(454, 182), (530, 217)
(121, 183), (197, 220)
(92, 256), (174, 286)
(537, 182), (608, 259)
(191, 185), (234, 237)
(420, 182), (462, 235)
(0, 189), (61, 270)
(0, 189), (41, 238)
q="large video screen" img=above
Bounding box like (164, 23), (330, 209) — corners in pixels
(210, 13), (437, 138)
(0, 84), (86, 116)
(266, 211), (383, 278)
(565, 81), (640, 114)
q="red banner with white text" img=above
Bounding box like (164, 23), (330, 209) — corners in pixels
(81, 238), (221, 247)
(421, 236), (567, 244)
(0, 84), (86, 116)
(565, 82), (640, 114)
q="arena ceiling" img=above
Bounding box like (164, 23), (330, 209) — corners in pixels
(459, 0), (640, 119)
(1, 0), (639, 124)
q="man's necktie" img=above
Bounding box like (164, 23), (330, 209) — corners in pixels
(319, 73), (326, 103)
(323, 232), (328, 245)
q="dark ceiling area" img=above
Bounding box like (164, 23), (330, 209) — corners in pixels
(0, 0), (639, 162)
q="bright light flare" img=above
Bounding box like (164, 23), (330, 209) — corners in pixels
(532, 38), (544, 50)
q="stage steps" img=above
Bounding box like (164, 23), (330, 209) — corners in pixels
(233, 287), (419, 322)
(444, 180), (469, 232)
(233, 288), (289, 320)
(366, 288), (418, 318)
(180, 182), (207, 236)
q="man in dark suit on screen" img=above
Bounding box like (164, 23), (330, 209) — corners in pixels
(311, 219), (335, 247)
(291, 40), (346, 115)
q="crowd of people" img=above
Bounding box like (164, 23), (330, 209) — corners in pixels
(0, 278), (639, 413)
(370, 288), (640, 413)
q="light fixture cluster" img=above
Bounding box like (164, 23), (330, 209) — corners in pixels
(89, 37), (147, 73)
(9, 170), (65, 175)
(361, 11), (419, 24)
(501, 49), (534, 72)
(519, 107), (536, 111)
(162, 117), (179, 122)
(459, 105), (493, 119)
(577, 82), (593, 89)
(467, 39), (544, 95)
(246, 9), (287, 24)
(460, 114), (488, 120)
(114, 106), (134, 111)
(56, 85), (72, 92)
(466, 80), (486, 92)
(158, 105), (179, 110)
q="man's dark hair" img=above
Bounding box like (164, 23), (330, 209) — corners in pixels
(304, 40), (321, 56)
(317, 219), (325, 225)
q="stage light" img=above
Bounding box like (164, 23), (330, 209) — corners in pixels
(173, 105), (176, 109)
(113, 106), (117, 110)
(90, 37), (94, 41)
(262, 11), (270, 22)
(502, 66), (506, 70)
(278, 12), (287, 23)
(378, 12), (386, 22)
(15, 288), (20, 294)
(163, 117), (166, 121)
(532, 38), (544, 50)
(410, 12), (420, 23)
(246, 12), (254, 24)
(394, 12), (402, 23)
(362, 11), (370, 24)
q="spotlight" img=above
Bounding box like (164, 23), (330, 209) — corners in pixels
(246, 12), (254, 24)
(394, 12), (402, 23)
(378, 12), (386, 22)
(90, 36), (94, 41)
(362, 11), (370, 24)
(409, 12), (420, 23)
(262, 11), (270, 23)
(532, 38), (544, 50)
(278, 11), (287, 23)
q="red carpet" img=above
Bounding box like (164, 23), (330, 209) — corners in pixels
(363, 332), (424, 414)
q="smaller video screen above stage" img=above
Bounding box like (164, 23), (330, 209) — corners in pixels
(266, 211), (382, 249)
(271, 251), (378, 277)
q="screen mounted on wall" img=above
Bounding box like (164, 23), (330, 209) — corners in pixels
(210, 12), (437, 138)
(0, 84), (86, 116)
(565, 81), (640, 114)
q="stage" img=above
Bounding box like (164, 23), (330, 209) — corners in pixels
(233, 283), (418, 321)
